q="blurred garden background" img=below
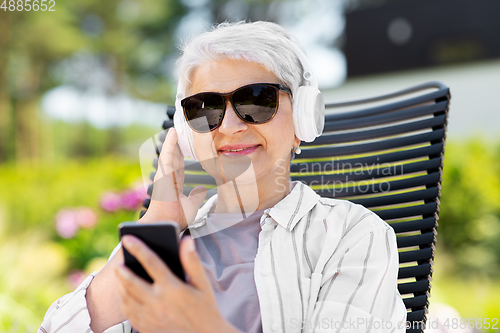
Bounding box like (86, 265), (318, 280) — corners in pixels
(1, 0), (500, 332)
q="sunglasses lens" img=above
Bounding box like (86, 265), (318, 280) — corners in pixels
(182, 84), (283, 133)
(233, 85), (278, 123)
(183, 93), (225, 132)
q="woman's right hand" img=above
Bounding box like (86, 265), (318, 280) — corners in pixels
(139, 128), (207, 231)
(87, 129), (207, 333)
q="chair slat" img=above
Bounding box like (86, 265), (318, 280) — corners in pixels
(398, 279), (429, 294)
(183, 174), (217, 186)
(391, 217), (437, 234)
(293, 157), (442, 184)
(350, 187), (439, 208)
(406, 310), (426, 326)
(399, 248), (433, 263)
(166, 105), (175, 119)
(313, 172), (441, 198)
(403, 295), (428, 309)
(375, 202), (437, 220)
(290, 143), (443, 173)
(398, 263), (432, 279)
(299, 129), (445, 159)
(323, 101), (448, 132)
(407, 327), (423, 333)
(163, 119), (174, 130)
(310, 114), (447, 146)
(397, 232), (435, 248)
(183, 161), (207, 172)
(325, 88), (449, 121)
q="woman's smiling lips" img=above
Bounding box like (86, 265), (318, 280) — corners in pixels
(218, 144), (260, 156)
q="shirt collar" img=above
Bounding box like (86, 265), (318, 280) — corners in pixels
(189, 193), (218, 228)
(189, 181), (321, 232)
(266, 181), (321, 231)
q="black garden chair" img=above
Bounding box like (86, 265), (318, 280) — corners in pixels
(142, 81), (451, 333)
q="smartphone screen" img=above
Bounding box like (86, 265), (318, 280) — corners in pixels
(119, 221), (186, 283)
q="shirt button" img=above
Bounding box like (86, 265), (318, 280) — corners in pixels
(261, 268), (271, 276)
(272, 323), (280, 331)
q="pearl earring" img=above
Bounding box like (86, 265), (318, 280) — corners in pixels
(292, 146), (301, 155)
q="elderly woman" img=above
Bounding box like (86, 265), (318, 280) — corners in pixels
(40, 21), (406, 333)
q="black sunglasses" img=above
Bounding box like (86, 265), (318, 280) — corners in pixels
(181, 83), (292, 133)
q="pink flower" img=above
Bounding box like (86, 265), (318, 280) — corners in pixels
(100, 192), (121, 212)
(66, 270), (87, 290)
(55, 209), (79, 238)
(134, 183), (148, 201)
(76, 207), (97, 228)
(120, 190), (142, 211)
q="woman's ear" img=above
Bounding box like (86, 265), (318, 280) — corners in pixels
(293, 135), (301, 148)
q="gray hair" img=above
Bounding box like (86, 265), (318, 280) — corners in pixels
(176, 21), (305, 98)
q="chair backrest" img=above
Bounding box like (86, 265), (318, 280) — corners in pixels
(142, 81), (450, 333)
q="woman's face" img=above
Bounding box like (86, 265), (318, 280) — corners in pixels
(189, 57), (300, 185)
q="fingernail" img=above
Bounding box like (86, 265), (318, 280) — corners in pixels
(185, 237), (195, 253)
(122, 235), (136, 247)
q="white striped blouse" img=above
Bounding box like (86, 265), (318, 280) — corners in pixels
(39, 181), (407, 333)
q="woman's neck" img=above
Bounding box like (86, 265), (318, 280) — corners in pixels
(213, 163), (293, 215)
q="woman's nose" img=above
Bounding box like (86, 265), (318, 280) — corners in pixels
(218, 101), (248, 135)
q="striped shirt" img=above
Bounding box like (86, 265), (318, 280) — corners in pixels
(39, 181), (407, 333)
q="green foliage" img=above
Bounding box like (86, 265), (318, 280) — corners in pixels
(0, 231), (68, 333)
(48, 119), (160, 159)
(0, 156), (142, 233)
(0, 156), (146, 328)
(439, 138), (500, 277)
(430, 249), (500, 332)
(0, 0), (187, 162)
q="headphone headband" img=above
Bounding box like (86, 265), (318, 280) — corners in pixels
(287, 41), (318, 88)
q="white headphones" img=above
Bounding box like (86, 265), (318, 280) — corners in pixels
(173, 41), (325, 161)
(174, 79), (198, 160)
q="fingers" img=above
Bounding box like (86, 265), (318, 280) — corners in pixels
(181, 186), (207, 224)
(167, 129), (186, 196)
(150, 172), (180, 203)
(115, 264), (150, 305)
(179, 237), (211, 291)
(152, 128), (185, 203)
(148, 128), (204, 228)
(157, 128), (183, 179)
(116, 285), (147, 330)
(121, 235), (178, 286)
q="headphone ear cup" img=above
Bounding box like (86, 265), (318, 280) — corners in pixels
(292, 86), (325, 142)
(174, 99), (198, 161)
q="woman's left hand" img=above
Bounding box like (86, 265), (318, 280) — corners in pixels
(115, 235), (240, 333)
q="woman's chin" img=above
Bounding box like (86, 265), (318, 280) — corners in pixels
(198, 154), (255, 185)
(219, 155), (255, 183)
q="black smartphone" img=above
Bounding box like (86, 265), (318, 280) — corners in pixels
(119, 221), (186, 283)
